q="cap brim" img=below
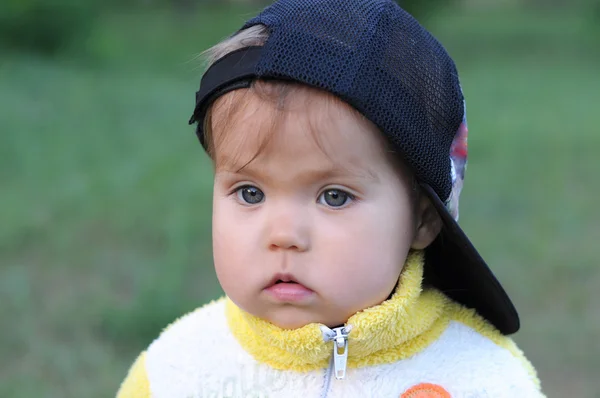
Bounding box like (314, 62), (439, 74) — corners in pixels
(419, 183), (520, 335)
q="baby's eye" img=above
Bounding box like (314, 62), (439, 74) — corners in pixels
(236, 185), (265, 205)
(318, 189), (353, 208)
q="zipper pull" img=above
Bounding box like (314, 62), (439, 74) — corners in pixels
(320, 325), (352, 380)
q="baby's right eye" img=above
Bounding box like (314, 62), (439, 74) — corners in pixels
(235, 185), (265, 205)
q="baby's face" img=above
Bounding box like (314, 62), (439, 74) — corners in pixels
(210, 85), (420, 329)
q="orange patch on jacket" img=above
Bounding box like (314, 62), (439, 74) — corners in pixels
(400, 383), (451, 398)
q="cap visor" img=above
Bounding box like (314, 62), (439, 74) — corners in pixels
(419, 183), (520, 335)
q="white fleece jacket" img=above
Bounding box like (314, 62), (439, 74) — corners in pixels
(117, 253), (544, 398)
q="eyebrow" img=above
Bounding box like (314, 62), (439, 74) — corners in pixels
(216, 162), (380, 184)
(300, 166), (379, 182)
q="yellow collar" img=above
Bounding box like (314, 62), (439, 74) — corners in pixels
(225, 251), (453, 372)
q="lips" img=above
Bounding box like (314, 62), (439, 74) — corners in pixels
(264, 273), (314, 302)
(267, 273), (300, 287)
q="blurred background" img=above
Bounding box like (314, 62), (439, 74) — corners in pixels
(1, 0), (599, 396)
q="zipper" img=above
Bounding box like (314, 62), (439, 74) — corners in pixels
(319, 324), (353, 397)
(320, 354), (334, 398)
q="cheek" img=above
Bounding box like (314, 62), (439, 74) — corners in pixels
(312, 202), (413, 293)
(320, 201), (414, 259)
(212, 196), (259, 291)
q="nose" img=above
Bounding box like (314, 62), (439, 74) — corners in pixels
(265, 201), (310, 252)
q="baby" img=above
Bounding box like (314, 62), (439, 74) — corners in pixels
(117, 0), (545, 396)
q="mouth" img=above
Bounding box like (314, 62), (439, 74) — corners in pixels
(267, 273), (302, 287)
(264, 273), (314, 302)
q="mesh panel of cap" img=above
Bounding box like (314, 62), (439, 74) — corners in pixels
(242, 0), (464, 202)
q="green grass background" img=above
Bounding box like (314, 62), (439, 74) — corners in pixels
(1, 4), (599, 397)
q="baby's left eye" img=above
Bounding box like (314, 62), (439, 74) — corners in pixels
(318, 189), (353, 208)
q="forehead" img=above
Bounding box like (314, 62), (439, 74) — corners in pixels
(209, 83), (396, 176)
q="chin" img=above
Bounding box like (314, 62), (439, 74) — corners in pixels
(266, 309), (348, 330)
(262, 308), (321, 330)
(266, 313), (312, 330)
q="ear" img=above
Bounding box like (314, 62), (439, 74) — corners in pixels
(411, 196), (443, 250)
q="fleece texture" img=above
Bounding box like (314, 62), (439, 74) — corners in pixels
(117, 252), (544, 397)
